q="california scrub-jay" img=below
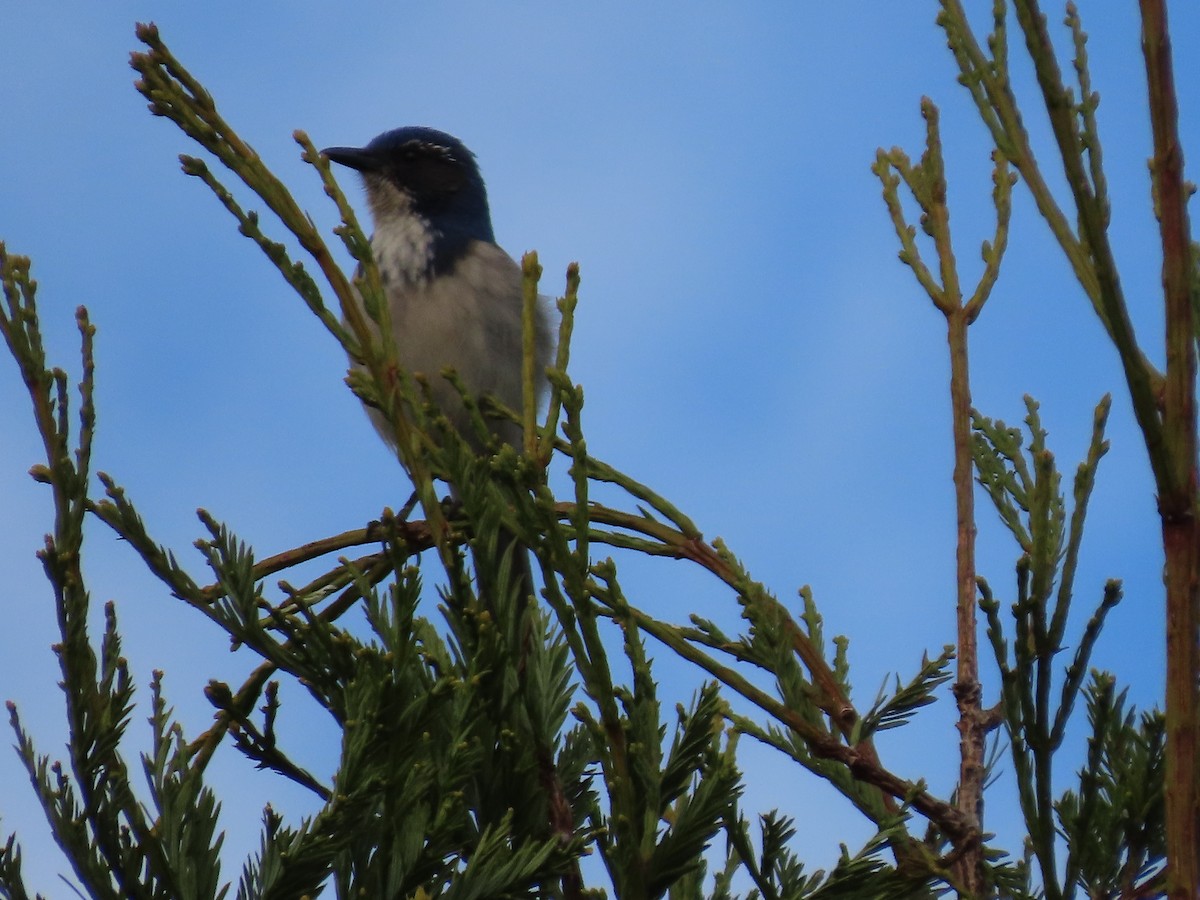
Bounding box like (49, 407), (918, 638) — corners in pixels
(323, 127), (552, 603)
(322, 126), (553, 451)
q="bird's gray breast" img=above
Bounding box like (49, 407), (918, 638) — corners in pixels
(365, 239), (544, 447)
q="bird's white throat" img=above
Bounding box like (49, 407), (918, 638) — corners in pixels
(371, 209), (436, 286)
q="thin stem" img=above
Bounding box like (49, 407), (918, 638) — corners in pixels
(1138, 1), (1200, 894)
(874, 97), (1013, 891)
(948, 309), (986, 870)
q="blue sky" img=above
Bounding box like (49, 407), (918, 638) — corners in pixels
(2, 2), (1196, 894)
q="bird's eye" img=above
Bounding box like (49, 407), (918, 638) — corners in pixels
(387, 142), (466, 201)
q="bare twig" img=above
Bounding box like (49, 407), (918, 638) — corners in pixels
(1138, 1), (1200, 894)
(874, 96), (1012, 894)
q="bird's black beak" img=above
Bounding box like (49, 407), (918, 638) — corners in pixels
(321, 146), (383, 173)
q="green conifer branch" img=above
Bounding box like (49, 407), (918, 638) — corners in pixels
(972, 399), (1163, 896)
(8, 9), (1188, 895)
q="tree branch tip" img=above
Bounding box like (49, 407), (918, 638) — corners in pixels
(134, 21), (160, 42)
(521, 251), (543, 278)
(179, 155), (206, 176)
(206, 687), (236, 717)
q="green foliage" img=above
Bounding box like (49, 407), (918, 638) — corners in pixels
(0, 26), (961, 891)
(2, 1), (1192, 895)
(854, 649), (956, 744)
(1056, 675), (1166, 896)
(973, 398), (1165, 898)
(2, 226), (909, 896)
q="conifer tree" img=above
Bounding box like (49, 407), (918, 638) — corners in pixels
(1, 4), (1193, 897)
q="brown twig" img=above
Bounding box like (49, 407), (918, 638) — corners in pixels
(873, 96), (1013, 894)
(1138, 2), (1200, 895)
(196, 517), (431, 604)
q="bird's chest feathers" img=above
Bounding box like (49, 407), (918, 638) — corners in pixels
(372, 213), (436, 285)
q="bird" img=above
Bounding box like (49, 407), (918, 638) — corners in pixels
(323, 130), (578, 887)
(321, 126), (553, 452)
(322, 126), (553, 604)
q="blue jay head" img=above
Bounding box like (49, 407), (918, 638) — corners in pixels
(323, 126), (496, 248)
